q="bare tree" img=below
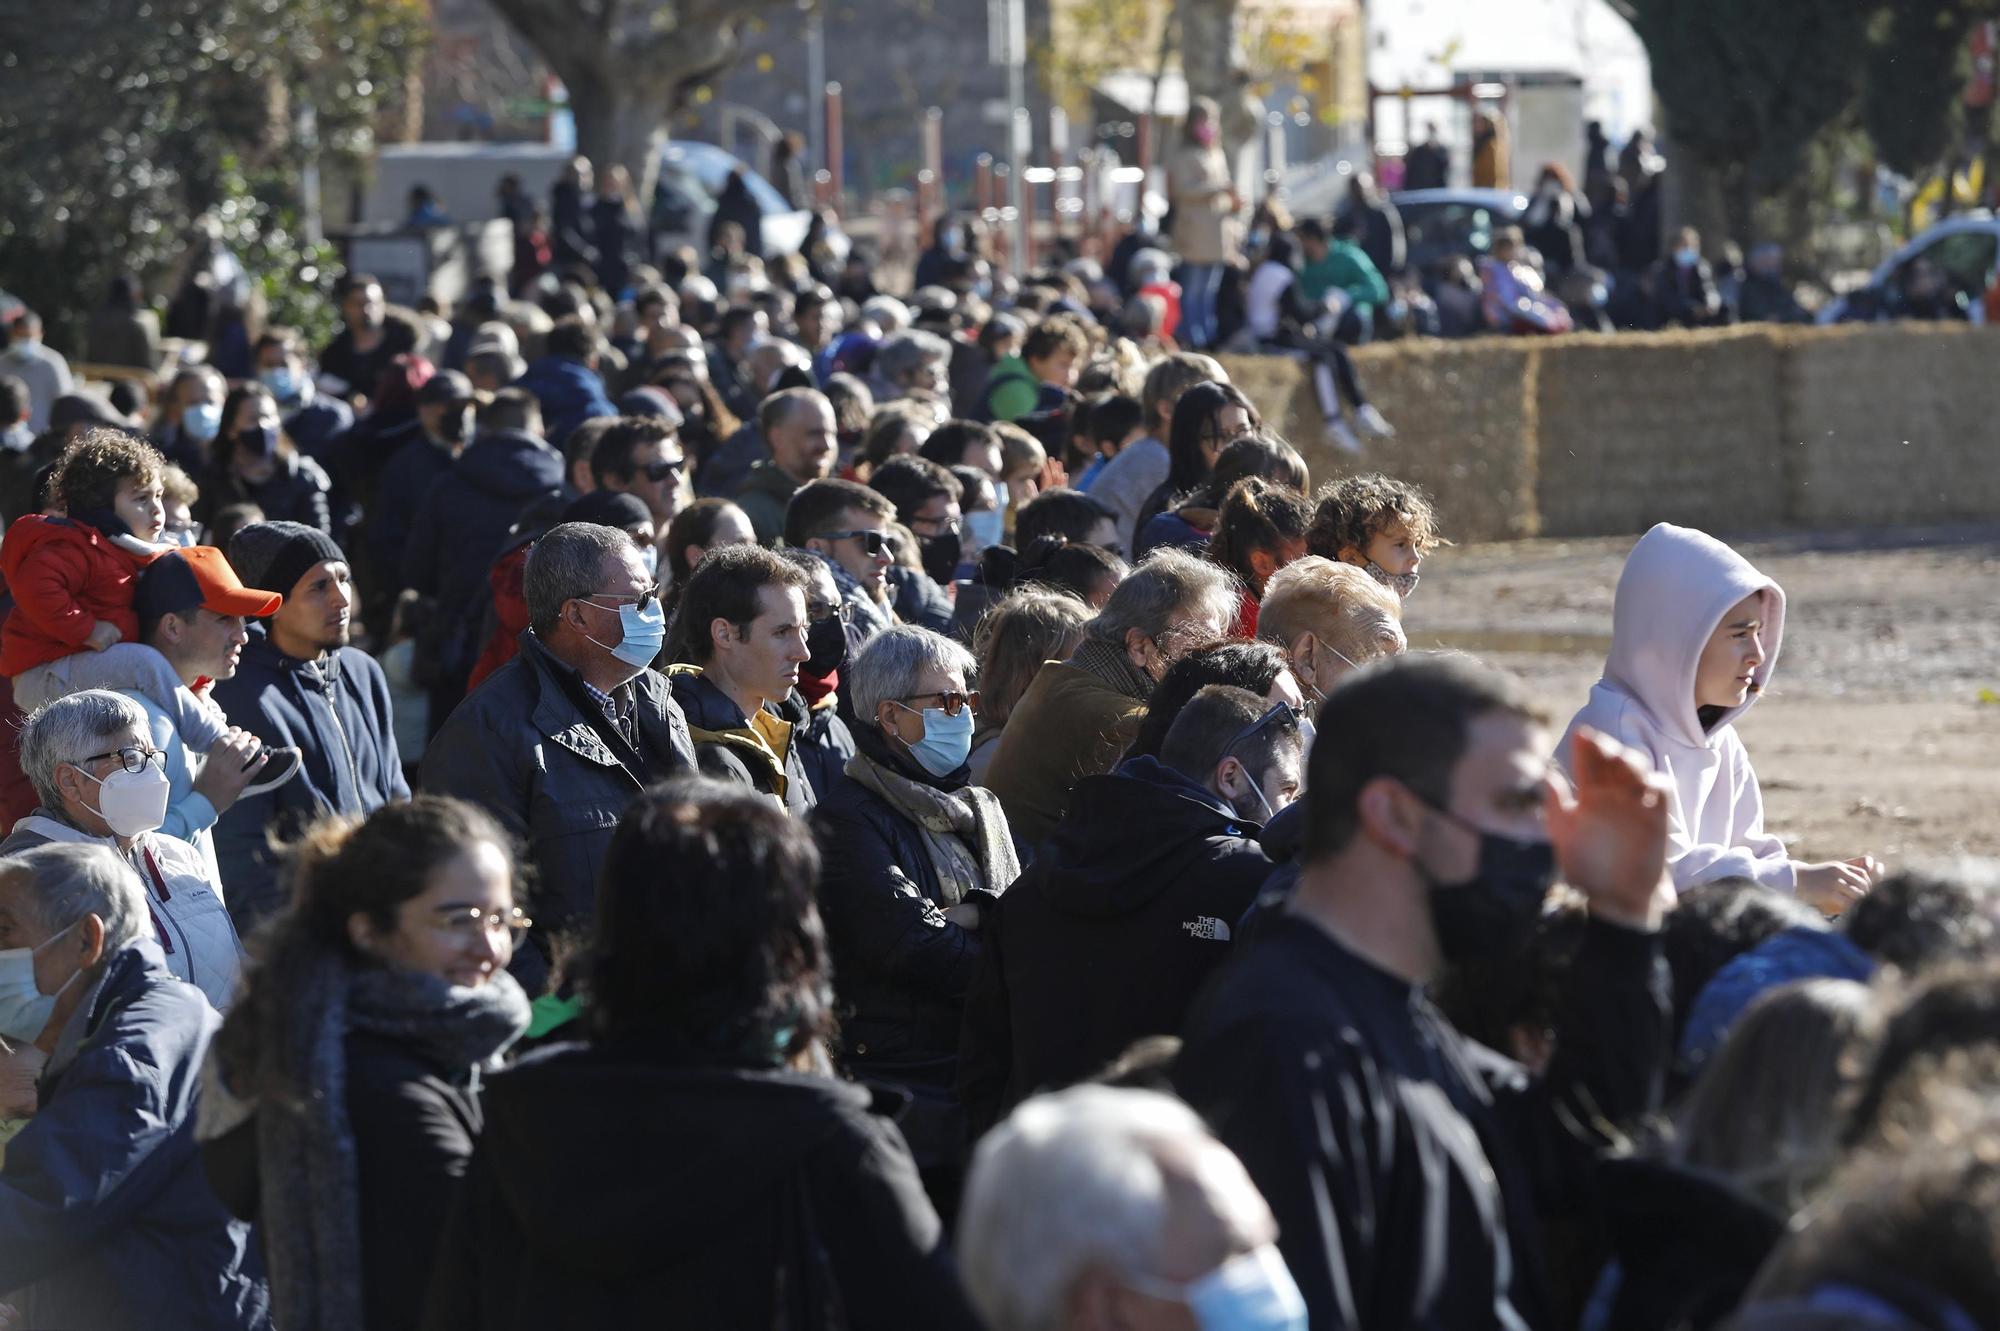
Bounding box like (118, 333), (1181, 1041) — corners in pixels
(486, 0), (788, 202)
(1174, 0), (1261, 164)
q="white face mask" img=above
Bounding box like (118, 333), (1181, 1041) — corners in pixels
(76, 758), (171, 839)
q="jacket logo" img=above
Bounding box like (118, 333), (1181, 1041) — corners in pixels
(1182, 916), (1231, 942)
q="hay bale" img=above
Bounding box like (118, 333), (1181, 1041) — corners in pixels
(1781, 322), (2000, 527)
(1535, 327), (1787, 538)
(1219, 338), (1539, 543)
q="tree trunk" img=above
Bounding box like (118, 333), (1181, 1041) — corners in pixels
(568, 76), (671, 217)
(1175, 0), (1258, 151)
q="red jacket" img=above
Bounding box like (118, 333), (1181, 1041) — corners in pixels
(0, 515), (155, 676)
(465, 539), (533, 694)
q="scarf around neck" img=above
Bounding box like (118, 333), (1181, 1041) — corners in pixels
(1071, 635), (1158, 704)
(206, 955), (530, 1331)
(844, 748), (1022, 907)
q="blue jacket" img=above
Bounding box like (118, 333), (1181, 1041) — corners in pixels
(514, 356), (616, 445)
(1678, 926), (1875, 1074)
(210, 627), (410, 932)
(371, 430), (457, 599)
(0, 939), (270, 1330)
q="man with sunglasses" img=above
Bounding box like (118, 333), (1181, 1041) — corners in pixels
(1, 689), (243, 1014)
(424, 521), (697, 997)
(784, 478), (901, 644)
(961, 685), (1301, 1137)
(592, 413), (691, 535)
(734, 387), (837, 546)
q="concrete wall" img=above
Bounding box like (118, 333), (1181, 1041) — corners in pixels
(1221, 321), (2000, 542)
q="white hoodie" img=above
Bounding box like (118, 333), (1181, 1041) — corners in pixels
(1558, 523), (1796, 893)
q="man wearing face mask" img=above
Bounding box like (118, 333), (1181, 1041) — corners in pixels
(960, 685), (1301, 1138)
(1174, 654), (1676, 1331)
(424, 522), (696, 996)
(0, 841), (272, 1331)
(867, 454), (966, 588)
(1256, 556), (1406, 718)
(0, 691), (243, 1013)
(368, 370), (478, 603)
(662, 545), (818, 816)
(149, 365), (228, 478)
(253, 329), (352, 463)
(776, 550), (859, 803)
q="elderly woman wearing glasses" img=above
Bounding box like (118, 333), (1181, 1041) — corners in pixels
(199, 795), (532, 1331)
(0, 689), (242, 1012)
(814, 624), (1023, 1207)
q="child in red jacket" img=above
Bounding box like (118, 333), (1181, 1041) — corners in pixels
(0, 430), (292, 788)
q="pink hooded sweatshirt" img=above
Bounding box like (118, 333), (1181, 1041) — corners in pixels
(1559, 523), (1796, 893)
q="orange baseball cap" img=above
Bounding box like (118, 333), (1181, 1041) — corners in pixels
(137, 546), (283, 621)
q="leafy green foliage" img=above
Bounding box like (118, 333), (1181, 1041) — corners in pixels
(1862, 2), (1980, 177)
(0, 0), (425, 353)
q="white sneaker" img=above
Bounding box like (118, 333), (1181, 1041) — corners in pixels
(1355, 403), (1396, 439)
(1324, 415), (1364, 454)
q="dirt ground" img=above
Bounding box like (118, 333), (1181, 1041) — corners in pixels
(1406, 524), (2000, 866)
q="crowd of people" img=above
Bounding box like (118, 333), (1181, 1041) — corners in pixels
(0, 143), (1989, 1331)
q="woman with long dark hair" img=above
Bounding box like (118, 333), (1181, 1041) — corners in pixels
(1130, 380), (1257, 537)
(1208, 476), (1315, 636)
(201, 796), (533, 1331)
(195, 382), (334, 533)
(1133, 432), (1306, 560)
(424, 778), (980, 1329)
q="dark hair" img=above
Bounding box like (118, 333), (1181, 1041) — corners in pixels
(1128, 640), (1289, 760)
(1164, 382), (1259, 496)
(859, 403), (930, 473)
(1086, 392), (1145, 446)
(1843, 865), (2000, 973)
(562, 416), (620, 477)
(1159, 683), (1300, 791)
(481, 387), (541, 435)
(719, 307), (761, 343)
(1843, 963), (2000, 1152)
(1307, 472), (1445, 561)
(0, 375), (25, 425)
(337, 271), (382, 300)
(1432, 896), (1590, 1060)
(591, 416), (675, 487)
(1017, 538), (1127, 606)
(1189, 434), (1309, 510)
(52, 427), (164, 513)
(868, 454), (961, 523)
(782, 477), (894, 548)
(919, 419), (999, 470)
(1017, 487), (1115, 549)
(546, 316), (598, 362)
(665, 497), (749, 588)
(1208, 477), (1314, 592)
(1304, 655), (1546, 862)
(583, 777), (834, 1063)
(215, 797), (518, 1103)
(213, 382), (294, 470)
(950, 465), (997, 511)
(1297, 217), (1330, 243)
(1663, 879), (1829, 1045)
(668, 543), (809, 665)
(1023, 313), (1090, 364)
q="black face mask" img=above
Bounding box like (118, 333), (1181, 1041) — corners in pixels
(803, 615), (848, 678)
(1416, 801), (1559, 966)
(919, 529), (963, 586)
(239, 424), (279, 459)
(438, 406), (473, 444)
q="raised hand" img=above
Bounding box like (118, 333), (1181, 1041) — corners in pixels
(1545, 727), (1674, 931)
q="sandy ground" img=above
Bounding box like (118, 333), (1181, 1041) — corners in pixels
(1406, 525), (2000, 866)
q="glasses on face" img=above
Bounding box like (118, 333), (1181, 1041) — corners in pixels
(81, 746), (165, 776)
(902, 689), (979, 717)
(912, 515), (963, 538)
(821, 529), (888, 557)
(1226, 701), (1304, 753)
(807, 598), (853, 625)
(431, 905), (533, 940)
(643, 454), (686, 483)
(582, 583), (663, 612)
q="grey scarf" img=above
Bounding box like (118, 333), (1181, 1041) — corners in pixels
(212, 958), (530, 1331)
(1071, 636), (1158, 704)
(844, 752), (1022, 906)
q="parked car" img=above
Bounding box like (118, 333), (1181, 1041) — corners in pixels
(651, 141), (847, 263)
(1391, 188), (1530, 273)
(1818, 214), (1998, 323)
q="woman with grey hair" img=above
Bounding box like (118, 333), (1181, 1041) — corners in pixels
(983, 545), (1239, 846)
(812, 624), (1021, 1205)
(1, 689), (242, 1012)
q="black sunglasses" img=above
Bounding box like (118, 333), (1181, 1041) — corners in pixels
(821, 529), (888, 556)
(1226, 702), (1303, 754)
(643, 455), (686, 483)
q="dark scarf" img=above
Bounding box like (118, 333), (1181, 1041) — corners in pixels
(212, 957), (529, 1331)
(1071, 635), (1158, 704)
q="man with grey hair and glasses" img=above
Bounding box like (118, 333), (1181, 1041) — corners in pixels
(959, 1083), (1306, 1331)
(0, 690), (241, 1013)
(0, 841), (272, 1330)
(985, 546), (1238, 848)
(424, 521), (696, 997)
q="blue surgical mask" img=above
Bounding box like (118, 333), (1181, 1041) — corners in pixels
(260, 367), (302, 404)
(964, 508), (1006, 553)
(584, 595), (667, 670)
(184, 402), (223, 444)
(638, 544), (659, 577)
(1128, 1246), (1308, 1331)
(892, 700), (974, 777)
(0, 922), (78, 1042)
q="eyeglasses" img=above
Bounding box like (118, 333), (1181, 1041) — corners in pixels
(910, 515), (963, 538)
(80, 746), (165, 775)
(643, 455), (686, 483)
(807, 598), (853, 625)
(1226, 701), (1303, 754)
(431, 906), (534, 940)
(581, 584), (663, 612)
(820, 529), (889, 557)
(901, 689), (979, 717)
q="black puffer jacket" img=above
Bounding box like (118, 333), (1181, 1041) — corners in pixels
(422, 1045), (980, 1331)
(958, 755), (1272, 1135)
(783, 689), (857, 804)
(666, 667), (818, 817)
(198, 452), (334, 533)
(812, 729), (984, 1093)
